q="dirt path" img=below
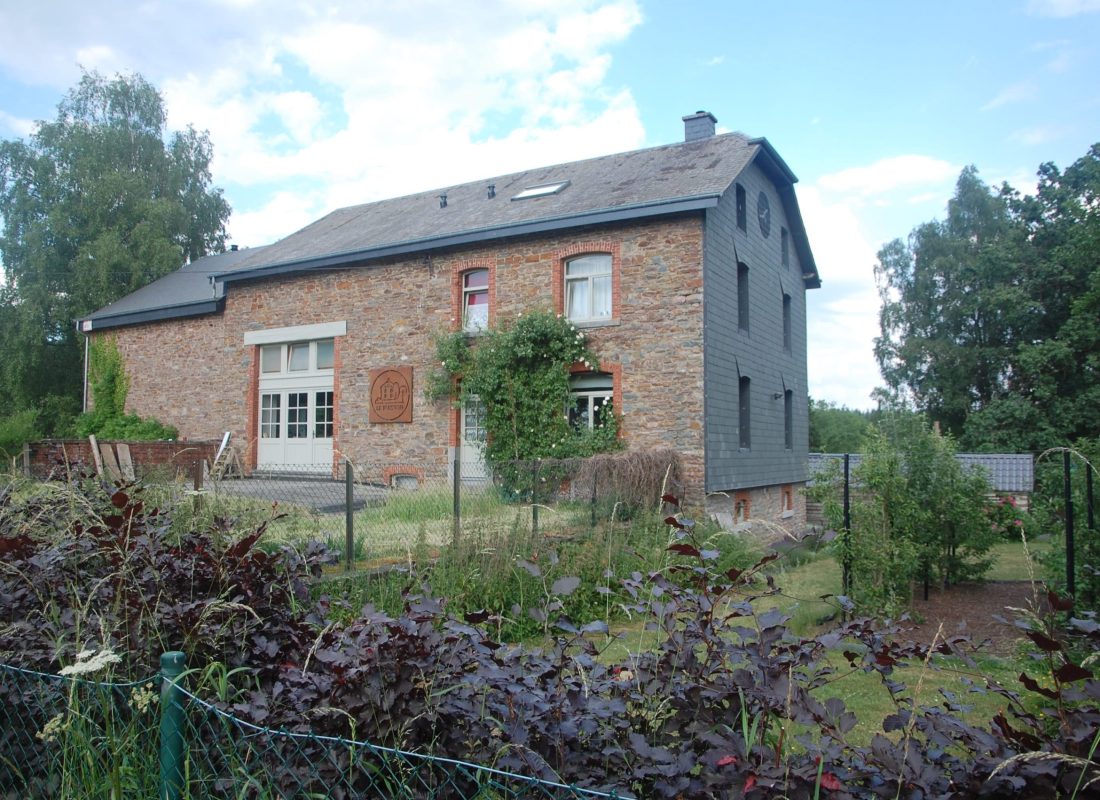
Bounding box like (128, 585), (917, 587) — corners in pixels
(902, 581), (1041, 656)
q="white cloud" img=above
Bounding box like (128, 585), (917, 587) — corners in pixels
(807, 286), (884, 409)
(1027, 0), (1100, 16)
(0, 1), (646, 229)
(0, 110), (35, 137)
(796, 182), (887, 408)
(816, 155), (958, 199)
(980, 80), (1037, 111)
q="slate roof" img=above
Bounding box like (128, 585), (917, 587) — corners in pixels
(79, 246), (269, 332)
(807, 453), (1035, 493)
(80, 127), (821, 331)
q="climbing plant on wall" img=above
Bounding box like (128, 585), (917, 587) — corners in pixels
(76, 337), (178, 440)
(427, 310), (620, 468)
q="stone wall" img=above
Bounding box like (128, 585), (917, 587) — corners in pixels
(100, 216), (711, 499)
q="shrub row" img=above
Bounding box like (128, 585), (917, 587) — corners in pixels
(1, 476), (1098, 797)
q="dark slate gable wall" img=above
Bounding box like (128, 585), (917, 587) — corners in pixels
(703, 161), (809, 492)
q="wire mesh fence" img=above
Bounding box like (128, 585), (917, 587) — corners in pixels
(0, 663), (160, 799)
(191, 452), (683, 566)
(0, 658), (626, 800)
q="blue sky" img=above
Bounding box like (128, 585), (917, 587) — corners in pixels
(1, 0), (1098, 408)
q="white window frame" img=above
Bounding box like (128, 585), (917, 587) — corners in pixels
(462, 269), (489, 333)
(568, 373), (613, 431)
(258, 339), (335, 377)
(564, 255), (612, 323)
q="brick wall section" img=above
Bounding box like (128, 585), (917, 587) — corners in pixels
(26, 439), (219, 479)
(101, 216), (710, 504)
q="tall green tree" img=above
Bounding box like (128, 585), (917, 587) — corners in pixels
(808, 398), (876, 453)
(0, 70), (230, 418)
(874, 146), (1100, 452)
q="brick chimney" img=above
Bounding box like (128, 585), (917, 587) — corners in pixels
(682, 110), (717, 142)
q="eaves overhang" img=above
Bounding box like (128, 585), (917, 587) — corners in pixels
(212, 195), (720, 286)
(77, 298), (224, 333)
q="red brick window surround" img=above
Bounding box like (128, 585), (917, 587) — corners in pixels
(781, 484), (794, 513)
(382, 465), (426, 488)
(553, 242), (621, 325)
(569, 360), (623, 437)
(734, 490), (752, 522)
(451, 261), (496, 333)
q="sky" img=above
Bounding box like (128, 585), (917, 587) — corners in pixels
(1, 0), (1098, 409)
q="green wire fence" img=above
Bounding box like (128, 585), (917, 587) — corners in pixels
(1, 655), (628, 800)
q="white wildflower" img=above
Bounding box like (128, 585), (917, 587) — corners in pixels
(59, 648), (121, 677)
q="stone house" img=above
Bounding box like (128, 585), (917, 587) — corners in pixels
(78, 111), (821, 526)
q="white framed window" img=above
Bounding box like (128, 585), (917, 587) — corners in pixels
(462, 394), (487, 445)
(257, 340), (335, 376)
(288, 343), (310, 372)
(261, 346), (281, 374)
(565, 255), (612, 323)
(462, 269), (489, 332)
(315, 391), (334, 438)
(260, 394), (281, 438)
(316, 339), (334, 370)
(569, 372), (613, 431)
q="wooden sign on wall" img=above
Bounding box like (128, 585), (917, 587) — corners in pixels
(369, 366), (414, 423)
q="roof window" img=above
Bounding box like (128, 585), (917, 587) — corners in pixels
(512, 180), (570, 201)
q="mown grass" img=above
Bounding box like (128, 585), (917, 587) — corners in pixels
(596, 537), (1050, 747)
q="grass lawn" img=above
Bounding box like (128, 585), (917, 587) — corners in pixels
(597, 537), (1051, 747)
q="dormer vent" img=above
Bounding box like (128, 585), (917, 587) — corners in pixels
(487, 184), (496, 199)
(439, 194), (447, 208)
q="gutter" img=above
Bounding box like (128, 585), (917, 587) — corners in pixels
(76, 298), (224, 333)
(211, 195), (721, 286)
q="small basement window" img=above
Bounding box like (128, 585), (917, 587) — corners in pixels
(512, 180), (570, 200)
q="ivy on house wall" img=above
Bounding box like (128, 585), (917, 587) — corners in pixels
(75, 336), (178, 441)
(427, 310), (620, 467)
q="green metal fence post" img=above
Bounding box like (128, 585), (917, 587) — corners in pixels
(531, 460), (540, 537)
(159, 650), (186, 800)
(452, 456), (462, 546)
(345, 459), (355, 572)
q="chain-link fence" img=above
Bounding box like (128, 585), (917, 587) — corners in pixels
(181, 452), (683, 568)
(0, 657), (627, 799)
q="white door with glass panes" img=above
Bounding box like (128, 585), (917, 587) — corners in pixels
(460, 395), (489, 481)
(257, 339), (335, 470)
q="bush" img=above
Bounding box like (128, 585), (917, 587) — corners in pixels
(810, 417), (1000, 617)
(3, 478), (1099, 798)
(1033, 440), (1100, 610)
(0, 409), (40, 460)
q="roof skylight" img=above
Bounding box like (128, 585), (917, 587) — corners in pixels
(511, 180), (570, 201)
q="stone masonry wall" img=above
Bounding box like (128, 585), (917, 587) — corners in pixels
(102, 216), (710, 500)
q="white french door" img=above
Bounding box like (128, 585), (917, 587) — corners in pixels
(257, 339), (335, 471)
(460, 395), (489, 482)
(258, 389), (334, 470)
